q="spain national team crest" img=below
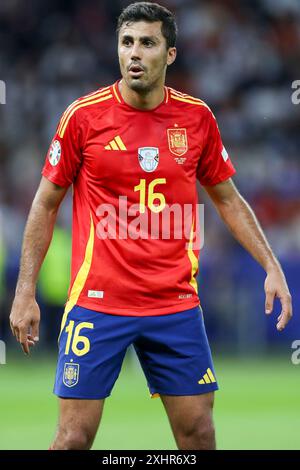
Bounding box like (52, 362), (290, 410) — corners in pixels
(138, 147), (159, 172)
(167, 128), (188, 156)
(63, 362), (80, 387)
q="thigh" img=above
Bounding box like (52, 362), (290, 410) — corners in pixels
(57, 397), (105, 435)
(160, 392), (215, 429)
(134, 306), (218, 398)
(159, 392), (215, 449)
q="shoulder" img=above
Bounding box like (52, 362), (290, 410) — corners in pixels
(57, 85), (114, 138)
(168, 86), (213, 116)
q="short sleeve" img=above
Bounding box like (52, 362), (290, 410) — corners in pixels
(197, 109), (236, 186)
(42, 107), (83, 188)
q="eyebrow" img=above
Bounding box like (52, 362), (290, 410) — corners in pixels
(121, 34), (159, 42)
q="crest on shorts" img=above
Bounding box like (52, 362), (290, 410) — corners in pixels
(63, 362), (80, 387)
(167, 128), (188, 156)
(138, 147), (159, 172)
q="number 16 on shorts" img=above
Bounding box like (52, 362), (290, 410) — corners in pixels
(58, 320), (94, 389)
(64, 320), (94, 356)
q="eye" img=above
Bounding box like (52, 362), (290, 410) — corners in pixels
(122, 39), (132, 46)
(144, 40), (154, 47)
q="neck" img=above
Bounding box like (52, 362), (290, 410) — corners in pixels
(118, 79), (165, 110)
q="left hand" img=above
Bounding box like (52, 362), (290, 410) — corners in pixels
(264, 267), (293, 331)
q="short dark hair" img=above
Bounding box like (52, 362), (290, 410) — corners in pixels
(116, 2), (177, 49)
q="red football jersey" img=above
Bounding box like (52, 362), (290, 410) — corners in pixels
(42, 80), (236, 317)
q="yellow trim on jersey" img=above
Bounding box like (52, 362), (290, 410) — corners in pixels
(57, 87), (111, 136)
(113, 82), (122, 103)
(58, 212), (95, 341)
(169, 88), (206, 104)
(113, 80), (169, 105)
(170, 94), (210, 109)
(104, 135), (127, 151)
(58, 94), (113, 138)
(198, 368), (216, 384)
(187, 220), (198, 294)
(169, 88), (187, 96)
(164, 86), (169, 103)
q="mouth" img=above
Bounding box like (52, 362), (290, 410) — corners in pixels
(128, 64), (144, 78)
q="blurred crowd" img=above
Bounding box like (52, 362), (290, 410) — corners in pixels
(0, 0), (299, 351)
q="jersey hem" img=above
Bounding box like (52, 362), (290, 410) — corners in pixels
(75, 298), (201, 316)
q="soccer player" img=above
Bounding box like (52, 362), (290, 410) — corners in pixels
(9, 2), (292, 450)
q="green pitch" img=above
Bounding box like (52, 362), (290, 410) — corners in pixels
(0, 349), (299, 449)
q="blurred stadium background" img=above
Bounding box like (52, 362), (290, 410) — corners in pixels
(0, 0), (299, 450)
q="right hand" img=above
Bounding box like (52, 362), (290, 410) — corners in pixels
(9, 295), (40, 355)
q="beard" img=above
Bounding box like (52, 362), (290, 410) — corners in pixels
(126, 74), (154, 94)
(129, 80), (150, 93)
(124, 65), (165, 95)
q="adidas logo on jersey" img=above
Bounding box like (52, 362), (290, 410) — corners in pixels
(198, 368), (216, 384)
(105, 135), (127, 150)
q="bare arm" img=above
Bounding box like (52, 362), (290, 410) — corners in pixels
(204, 178), (292, 331)
(10, 176), (68, 354)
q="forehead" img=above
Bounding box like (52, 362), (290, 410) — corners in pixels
(119, 20), (164, 40)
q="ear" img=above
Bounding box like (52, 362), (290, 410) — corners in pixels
(167, 47), (177, 66)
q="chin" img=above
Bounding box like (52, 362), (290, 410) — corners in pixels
(129, 80), (146, 91)
(128, 77), (151, 93)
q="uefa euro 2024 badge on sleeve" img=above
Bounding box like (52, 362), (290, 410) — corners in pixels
(48, 140), (61, 166)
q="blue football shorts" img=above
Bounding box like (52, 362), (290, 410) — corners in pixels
(54, 304), (219, 399)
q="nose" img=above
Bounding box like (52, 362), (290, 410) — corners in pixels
(130, 41), (142, 61)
